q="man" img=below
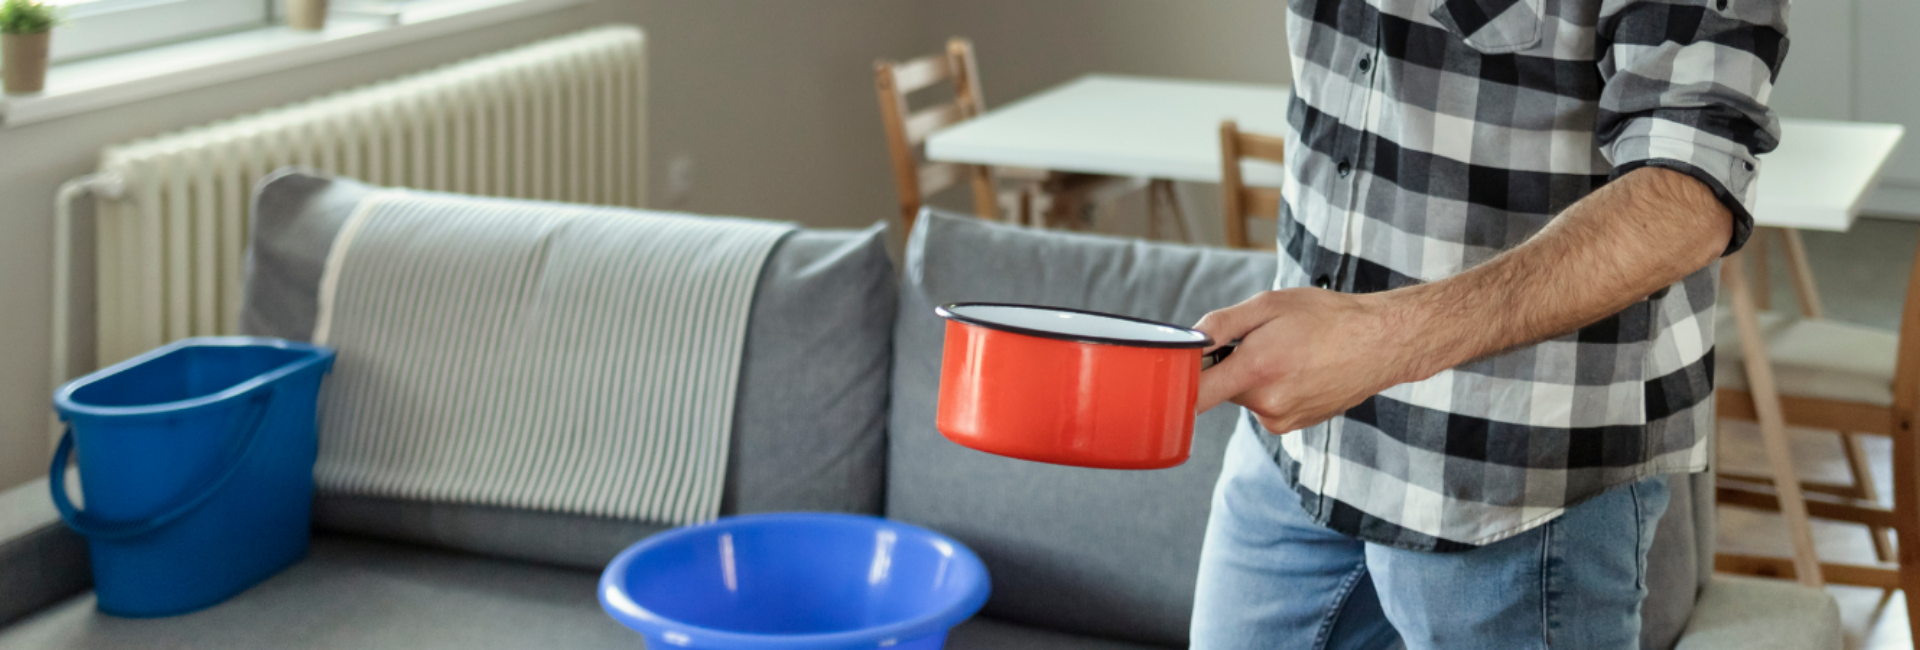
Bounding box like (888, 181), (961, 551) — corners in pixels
(1190, 0), (1786, 647)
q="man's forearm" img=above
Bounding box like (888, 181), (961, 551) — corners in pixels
(1375, 166), (1735, 384)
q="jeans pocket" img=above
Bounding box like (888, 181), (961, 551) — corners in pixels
(1429, 0), (1544, 54)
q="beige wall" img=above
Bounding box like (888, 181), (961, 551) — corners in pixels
(920, 0), (1290, 103)
(0, 0), (1288, 490)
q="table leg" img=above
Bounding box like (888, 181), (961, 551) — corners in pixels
(1723, 251), (1825, 587)
(1143, 180), (1199, 244)
(1165, 180), (1201, 243)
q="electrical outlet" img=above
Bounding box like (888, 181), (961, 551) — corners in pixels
(666, 154), (696, 208)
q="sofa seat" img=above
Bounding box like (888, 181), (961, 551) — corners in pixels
(0, 534), (1160, 650)
(0, 535), (628, 650)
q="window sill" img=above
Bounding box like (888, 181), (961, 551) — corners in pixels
(0, 0), (590, 128)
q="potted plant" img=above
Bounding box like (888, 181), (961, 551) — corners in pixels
(287, 0), (327, 31)
(0, 0), (55, 95)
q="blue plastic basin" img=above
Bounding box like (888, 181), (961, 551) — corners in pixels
(52, 337), (335, 617)
(599, 513), (990, 650)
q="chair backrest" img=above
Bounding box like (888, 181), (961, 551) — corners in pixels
(875, 38), (998, 234)
(1218, 120), (1287, 249)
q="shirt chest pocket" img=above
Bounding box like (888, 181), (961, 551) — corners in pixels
(1429, 0), (1544, 54)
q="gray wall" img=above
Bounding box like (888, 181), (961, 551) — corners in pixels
(0, 1), (1293, 490)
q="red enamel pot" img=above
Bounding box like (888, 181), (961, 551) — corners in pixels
(934, 303), (1226, 470)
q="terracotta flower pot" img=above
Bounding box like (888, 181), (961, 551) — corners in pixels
(287, 0), (328, 31)
(2, 31), (49, 95)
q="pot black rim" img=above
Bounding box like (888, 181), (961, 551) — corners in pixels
(934, 302), (1214, 349)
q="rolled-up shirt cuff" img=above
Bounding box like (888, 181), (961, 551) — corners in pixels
(1608, 133), (1761, 256)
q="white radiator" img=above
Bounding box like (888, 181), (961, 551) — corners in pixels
(53, 25), (648, 388)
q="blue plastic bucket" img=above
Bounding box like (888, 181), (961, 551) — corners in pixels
(50, 337), (335, 618)
(599, 513), (990, 650)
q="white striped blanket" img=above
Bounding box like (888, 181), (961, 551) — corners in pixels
(312, 190), (792, 524)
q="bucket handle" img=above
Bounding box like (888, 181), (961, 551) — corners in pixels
(48, 389), (275, 541)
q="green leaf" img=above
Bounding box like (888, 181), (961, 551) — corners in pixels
(0, 0), (58, 35)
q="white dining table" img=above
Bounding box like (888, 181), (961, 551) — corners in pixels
(928, 74), (1293, 188)
(930, 72), (1907, 588)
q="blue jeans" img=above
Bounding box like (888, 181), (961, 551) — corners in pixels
(1191, 415), (1670, 650)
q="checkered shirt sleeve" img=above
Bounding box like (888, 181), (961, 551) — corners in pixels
(1596, 0), (1791, 254)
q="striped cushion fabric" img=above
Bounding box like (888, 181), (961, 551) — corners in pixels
(312, 190), (793, 524)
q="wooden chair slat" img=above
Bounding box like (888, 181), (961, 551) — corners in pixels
(905, 103), (965, 144)
(1715, 389), (1899, 437)
(890, 53), (951, 94)
(1241, 188), (1282, 222)
(1715, 554), (1902, 589)
(1238, 132), (1287, 163)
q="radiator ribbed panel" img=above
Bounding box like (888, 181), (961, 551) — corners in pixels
(89, 26), (647, 366)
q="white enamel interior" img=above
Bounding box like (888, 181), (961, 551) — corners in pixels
(948, 305), (1206, 345)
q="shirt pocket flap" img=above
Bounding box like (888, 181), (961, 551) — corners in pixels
(1429, 0), (1544, 54)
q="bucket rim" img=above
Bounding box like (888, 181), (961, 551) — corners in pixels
(55, 336), (335, 419)
(598, 512), (991, 649)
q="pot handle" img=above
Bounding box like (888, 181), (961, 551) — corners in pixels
(1201, 341), (1239, 371)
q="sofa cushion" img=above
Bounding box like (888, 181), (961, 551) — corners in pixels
(0, 534), (1177, 650)
(0, 473), (88, 627)
(0, 535), (631, 650)
(887, 211), (1277, 646)
(241, 171), (895, 570)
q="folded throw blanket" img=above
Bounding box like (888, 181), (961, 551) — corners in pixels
(312, 190), (793, 524)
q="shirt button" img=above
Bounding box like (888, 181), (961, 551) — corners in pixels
(1357, 56), (1372, 73)
(1337, 160), (1353, 178)
(1313, 274), (1332, 289)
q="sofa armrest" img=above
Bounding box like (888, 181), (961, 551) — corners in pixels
(1674, 575), (1841, 650)
(0, 470), (90, 626)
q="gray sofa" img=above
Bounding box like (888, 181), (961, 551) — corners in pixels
(0, 173), (1842, 649)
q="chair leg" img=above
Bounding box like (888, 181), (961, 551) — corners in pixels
(1837, 429), (1899, 563)
(1724, 251), (1825, 587)
(1752, 227), (1773, 311)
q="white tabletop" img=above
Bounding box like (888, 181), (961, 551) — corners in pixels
(1753, 119), (1905, 232)
(927, 74), (1293, 186)
(928, 74), (1905, 233)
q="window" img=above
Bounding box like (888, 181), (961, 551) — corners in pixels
(49, 0), (272, 63)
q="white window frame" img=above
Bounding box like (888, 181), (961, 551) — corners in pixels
(50, 0), (272, 63)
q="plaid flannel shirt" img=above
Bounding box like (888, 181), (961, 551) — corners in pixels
(1266, 0), (1788, 551)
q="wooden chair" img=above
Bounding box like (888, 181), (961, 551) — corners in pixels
(1218, 120), (1286, 249)
(1714, 229), (1920, 634)
(1732, 226), (1892, 563)
(875, 38), (1027, 234)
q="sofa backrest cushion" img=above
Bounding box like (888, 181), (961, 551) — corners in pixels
(241, 170), (894, 570)
(887, 211), (1277, 646)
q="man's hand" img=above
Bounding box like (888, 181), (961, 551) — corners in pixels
(1194, 289), (1416, 433)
